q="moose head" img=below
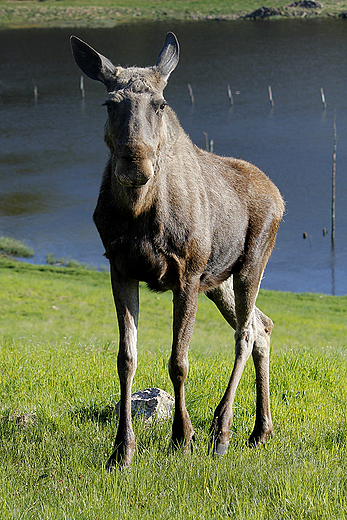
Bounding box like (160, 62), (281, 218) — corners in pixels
(71, 33), (179, 189)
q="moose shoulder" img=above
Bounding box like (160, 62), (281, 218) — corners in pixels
(71, 32), (285, 468)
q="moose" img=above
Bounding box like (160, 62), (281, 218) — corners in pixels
(70, 32), (285, 468)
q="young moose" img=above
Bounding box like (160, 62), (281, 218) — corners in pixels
(71, 32), (284, 468)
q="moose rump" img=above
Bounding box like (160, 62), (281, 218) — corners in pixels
(70, 32), (285, 467)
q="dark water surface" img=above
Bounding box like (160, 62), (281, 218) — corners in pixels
(1, 20), (347, 294)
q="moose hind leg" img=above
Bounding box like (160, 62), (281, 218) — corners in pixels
(206, 273), (273, 455)
(248, 308), (274, 446)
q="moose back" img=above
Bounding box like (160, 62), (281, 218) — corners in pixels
(70, 32), (284, 467)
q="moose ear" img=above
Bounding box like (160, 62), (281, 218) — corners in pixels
(70, 36), (116, 87)
(155, 32), (180, 81)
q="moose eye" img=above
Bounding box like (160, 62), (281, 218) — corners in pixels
(152, 97), (167, 113)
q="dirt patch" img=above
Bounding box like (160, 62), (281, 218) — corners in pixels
(0, 412), (37, 427)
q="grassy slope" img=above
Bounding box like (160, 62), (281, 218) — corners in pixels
(2, 257), (347, 352)
(1, 258), (347, 518)
(0, 0), (347, 28)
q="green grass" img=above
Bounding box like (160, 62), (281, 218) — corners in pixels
(0, 236), (34, 258)
(1, 257), (347, 518)
(0, 0), (346, 28)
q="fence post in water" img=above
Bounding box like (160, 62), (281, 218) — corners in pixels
(203, 132), (209, 151)
(320, 88), (327, 109)
(187, 83), (194, 104)
(210, 139), (214, 153)
(33, 79), (38, 100)
(268, 85), (274, 107)
(80, 76), (85, 98)
(331, 111), (337, 243)
(227, 84), (234, 106)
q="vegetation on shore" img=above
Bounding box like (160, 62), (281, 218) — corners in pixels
(0, 0), (347, 29)
(1, 256), (347, 518)
(0, 236), (34, 258)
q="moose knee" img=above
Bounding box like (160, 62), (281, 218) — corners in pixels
(235, 328), (255, 360)
(255, 308), (273, 335)
(253, 311), (273, 357)
(168, 354), (189, 385)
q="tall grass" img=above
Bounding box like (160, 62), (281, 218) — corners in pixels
(1, 258), (347, 518)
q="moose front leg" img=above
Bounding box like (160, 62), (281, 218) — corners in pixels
(107, 265), (139, 468)
(169, 279), (199, 450)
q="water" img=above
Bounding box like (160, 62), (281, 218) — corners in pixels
(1, 20), (347, 294)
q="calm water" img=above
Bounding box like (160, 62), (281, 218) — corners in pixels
(1, 20), (347, 294)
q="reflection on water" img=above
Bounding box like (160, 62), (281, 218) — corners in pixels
(0, 190), (58, 217)
(331, 243), (336, 297)
(0, 20), (347, 293)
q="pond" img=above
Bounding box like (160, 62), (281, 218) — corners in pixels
(1, 19), (347, 294)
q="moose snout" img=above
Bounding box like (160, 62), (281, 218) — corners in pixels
(114, 145), (155, 188)
(115, 156), (154, 188)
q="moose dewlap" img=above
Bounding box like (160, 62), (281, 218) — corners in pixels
(71, 32), (284, 468)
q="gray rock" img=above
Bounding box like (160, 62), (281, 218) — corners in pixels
(114, 388), (174, 421)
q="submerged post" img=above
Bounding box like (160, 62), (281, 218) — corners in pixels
(227, 84), (234, 106)
(32, 78), (38, 101)
(321, 88), (327, 109)
(187, 83), (194, 104)
(268, 86), (274, 107)
(80, 76), (85, 98)
(331, 111), (337, 244)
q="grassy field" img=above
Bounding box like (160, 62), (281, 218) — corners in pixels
(1, 257), (347, 518)
(0, 0), (347, 28)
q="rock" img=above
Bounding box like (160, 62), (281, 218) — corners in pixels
(287, 1), (323, 8)
(114, 388), (174, 421)
(339, 11), (347, 18)
(245, 6), (282, 19)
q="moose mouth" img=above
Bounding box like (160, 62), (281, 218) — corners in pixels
(116, 177), (148, 189)
(115, 157), (154, 188)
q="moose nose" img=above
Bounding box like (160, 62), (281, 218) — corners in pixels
(115, 156), (154, 188)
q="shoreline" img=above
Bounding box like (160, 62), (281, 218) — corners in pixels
(0, 1), (346, 30)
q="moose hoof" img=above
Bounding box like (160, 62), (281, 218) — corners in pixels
(106, 451), (132, 470)
(248, 426), (274, 447)
(213, 440), (229, 458)
(106, 442), (135, 469)
(171, 431), (195, 453)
